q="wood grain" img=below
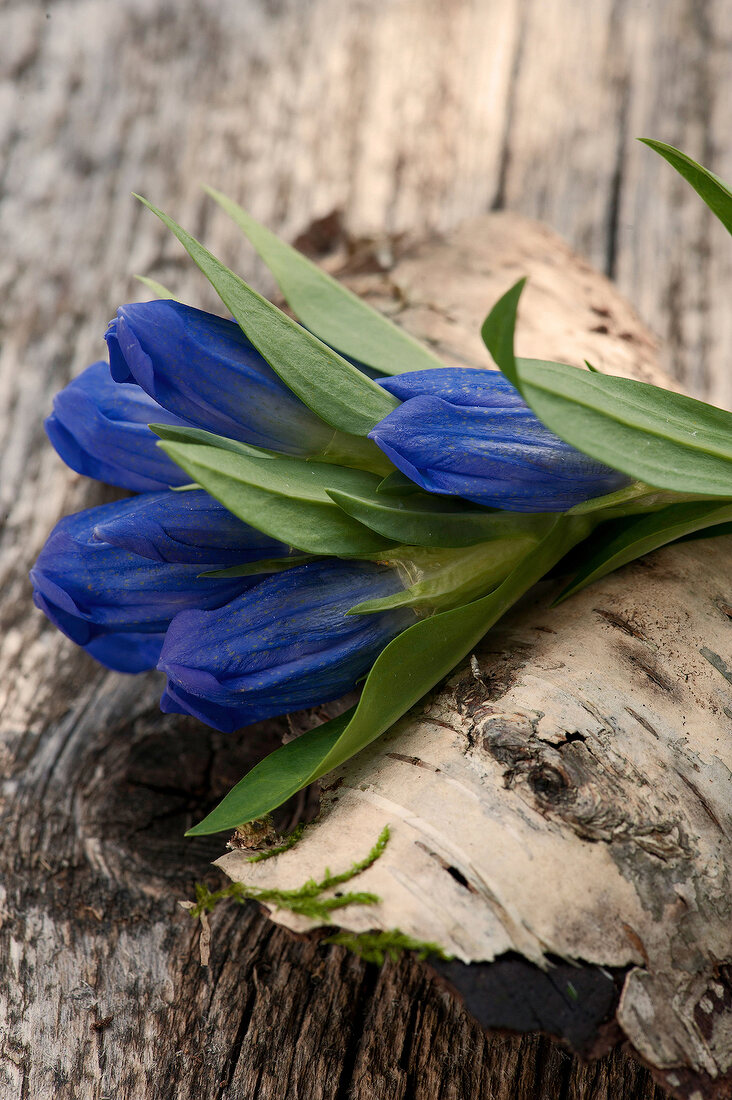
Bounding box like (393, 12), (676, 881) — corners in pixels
(2, 1), (731, 1097)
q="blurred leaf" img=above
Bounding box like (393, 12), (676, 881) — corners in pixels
(135, 275), (179, 301)
(135, 195), (399, 435)
(206, 187), (445, 376)
(641, 139), (732, 235)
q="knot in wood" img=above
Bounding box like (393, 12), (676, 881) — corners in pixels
(475, 713), (690, 860)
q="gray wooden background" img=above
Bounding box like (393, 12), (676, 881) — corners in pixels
(1, 1), (730, 1098)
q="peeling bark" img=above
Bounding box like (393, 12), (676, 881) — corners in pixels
(220, 216), (732, 1099)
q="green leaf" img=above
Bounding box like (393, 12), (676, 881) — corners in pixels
(376, 470), (422, 495)
(205, 187), (445, 376)
(566, 480), (661, 516)
(201, 555), (314, 579)
(186, 711), (354, 835)
(188, 516), (592, 833)
(134, 274), (179, 301)
(556, 499), (732, 602)
(327, 486), (556, 548)
(149, 422), (276, 459)
(349, 538), (540, 615)
(512, 357), (732, 496)
(135, 195), (399, 435)
(156, 437), (395, 555)
(641, 139), (732, 235)
(680, 521), (732, 543)
(480, 278), (526, 390)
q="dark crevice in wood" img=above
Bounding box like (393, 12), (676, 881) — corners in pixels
(431, 951), (624, 1058)
(332, 959), (382, 1100)
(490, 0), (528, 212)
(604, 3), (630, 281)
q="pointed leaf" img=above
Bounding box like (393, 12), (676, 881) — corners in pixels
(206, 187), (445, 376)
(134, 275), (179, 301)
(186, 710), (354, 835)
(201, 555), (314, 578)
(150, 422), (275, 459)
(376, 470), (423, 496)
(512, 357), (732, 496)
(641, 139), (732, 235)
(327, 486), (556, 548)
(135, 195), (399, 435)
(156, 438), (395, 555)
(349, 537), (539, 615)
(480, 278), (526, 390)
(557, 499), (732, 602)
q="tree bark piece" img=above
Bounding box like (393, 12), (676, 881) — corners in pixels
(220, 214), (732, 1099)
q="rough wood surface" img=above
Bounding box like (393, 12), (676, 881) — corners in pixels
(2, 2), (731, 1098)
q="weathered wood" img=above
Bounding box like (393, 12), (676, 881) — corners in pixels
(2, 2), (731, 1098)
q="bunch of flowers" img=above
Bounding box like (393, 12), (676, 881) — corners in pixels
(33, 140), (732, 834)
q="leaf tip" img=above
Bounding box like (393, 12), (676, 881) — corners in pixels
(202, 183), (224, 203)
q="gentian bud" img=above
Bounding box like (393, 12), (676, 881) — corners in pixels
(369, 369), (628, 512)
(30, 503), (259, 654)
(105, 300), (334, 455)
(91, 489), (287, 566)
(84, 632), (167, 674)
(45, 361), (191, 491)
(157, 560), (415, 732)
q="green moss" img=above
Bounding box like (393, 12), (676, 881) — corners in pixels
(324, 928), (452, 965)
(189, 825), (390, 923)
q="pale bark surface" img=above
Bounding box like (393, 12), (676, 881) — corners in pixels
(2, 2), (731, 1099)
(224, 213), (732, 1098)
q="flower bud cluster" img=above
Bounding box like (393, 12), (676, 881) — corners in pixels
(33, 303), (415, 729)
(33, 300), (624, 732)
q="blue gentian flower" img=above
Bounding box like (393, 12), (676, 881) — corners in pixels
(105, 300), (334, 455)
(45, 361), (190, 491)
(92, 488), (287, 566)
(84, 632), (168, 674)
(157, 560), (415, 732)
(30, 502), (259, 655)
(370, 369), (628, 511)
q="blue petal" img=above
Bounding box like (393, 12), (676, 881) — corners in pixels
(92, 489), (287, 565)
(379, 368), (527, 408)
(370, 391), (628, 511)
(45, 361), (191, 491)
(84, 632), (166, 673)
(105, 301), (333, 455)
(30, 503), (260, 645)
(157, 560), (414, 731)
(159, 683), (257, 733)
